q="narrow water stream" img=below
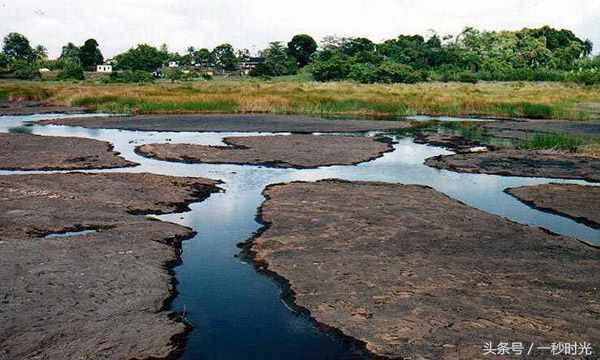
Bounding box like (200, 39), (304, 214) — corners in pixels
(1, 114), (598, 360)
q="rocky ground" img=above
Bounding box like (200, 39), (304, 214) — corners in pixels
(506, 183), (600, 229)
(413, 132), (492, 153)
(425, 150), (600, 182)
(0, 133), (136, 170)
(37, 114), (410, 133)
(0, 173), (220, 360)
(248, 180), (600, 359)
(136, 135), (393, 169)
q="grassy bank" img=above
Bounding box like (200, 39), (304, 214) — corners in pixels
(1, 79), (600, 120)
(520, 133), (600, 158)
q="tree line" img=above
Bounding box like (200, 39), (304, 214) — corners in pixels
(1, 26), (599, 84)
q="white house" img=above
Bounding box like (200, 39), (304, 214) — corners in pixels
(96, 64), (113, 73)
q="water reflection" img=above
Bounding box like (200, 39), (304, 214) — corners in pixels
(0, 113), (598, 360)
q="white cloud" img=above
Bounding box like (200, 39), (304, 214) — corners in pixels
(1, 0), (599, 58)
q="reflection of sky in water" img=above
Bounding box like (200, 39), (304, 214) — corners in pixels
(1, 113), (598, 360)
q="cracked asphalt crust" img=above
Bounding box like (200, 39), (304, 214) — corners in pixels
(135, 135), (394, 169)
(249, 180), (600, 359)
(0, 173), (220, 360)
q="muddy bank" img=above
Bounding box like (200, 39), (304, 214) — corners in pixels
(413, 132), (490, 153)
(0, 173), (220, 360)
(247, 180), (600, 359)
(506, 183), (600, 229)
(0, 101), (86, 116)
(136, 135), (393, 169)
(0, 133), (136, 170)
(425, 150), (600, 182)
(482, 119), (600, 140)
(37, 113), (410, 133)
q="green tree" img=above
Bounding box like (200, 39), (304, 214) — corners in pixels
(288, 34), (317, 67)
(211, 44), (238, 71)
(32, 45), (48, 61)
(0, 52), (8, 68)
(253, 42), (297, 76)
(311, 53), (351, 81)
(2, 33), (34, 62)
(79, 39), (104, 68)
(164, 67), (184, 82)
(57, 60), (85, 80)
(60, 42), (81, 63)
(194, 48), (212, 65)
(114, 44), (169, 72)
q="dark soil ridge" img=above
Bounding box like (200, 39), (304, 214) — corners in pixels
(134, 135), (395, 169)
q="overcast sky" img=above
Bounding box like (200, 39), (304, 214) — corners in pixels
(1, 0), (599, 58)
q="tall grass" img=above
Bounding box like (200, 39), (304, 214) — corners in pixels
(1, 80), (599, 119)
(520, 133), (585, 151)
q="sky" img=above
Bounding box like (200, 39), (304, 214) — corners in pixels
(1, 0), (599, 58)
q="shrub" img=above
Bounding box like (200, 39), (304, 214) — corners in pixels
(164, 68), (184, 82)
(374, 62), (425, 84)
(348, 63), (378, 83)
(56, 61), (84, 81)
(11, 60), (40, 80)
(310, 55), (351, 81)
(568, 70), (600, 85)
(457, 71), (478, 83)
(106, 70), (153, 83)
(521, 102), (554, 119)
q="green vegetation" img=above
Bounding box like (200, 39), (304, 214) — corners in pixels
(520, 133), (585, 151)
(287, 34), (318, 68)
(114, 44), (168, 72)
(8, 126), (33, 134)
(440, 121), (490, 143)
(56, 61), (84, 81)
(251, 42), (297, 77)
(308, 27), (598, 84)
(11, 60), (40, 80)
(211, 44), (238, 71)
(2, 26), (599, 85)
(136, 100), (239, 114)
(105, 70), (154, 83)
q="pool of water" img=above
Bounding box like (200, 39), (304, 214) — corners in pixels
(1, 113), (598, 360)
